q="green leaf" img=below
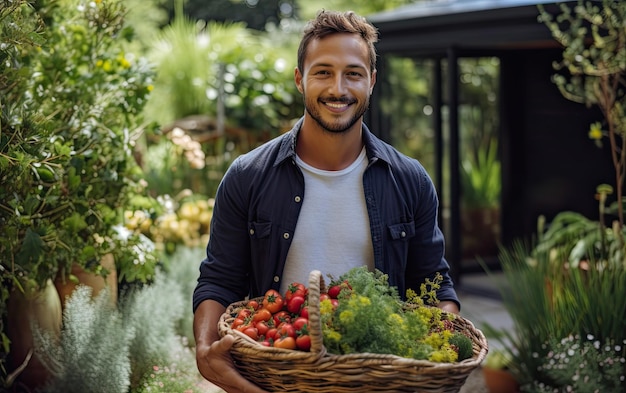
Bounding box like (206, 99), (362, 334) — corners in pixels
(68, 166), (80, 191)
(23, 195), (40, 215)
(18, 227), (45, 263)
(62, 212), (87, 234)
(53, 140), (72, 157)
(80, 245), (97, 261)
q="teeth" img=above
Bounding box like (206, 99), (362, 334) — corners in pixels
(326, 102), (347, 108)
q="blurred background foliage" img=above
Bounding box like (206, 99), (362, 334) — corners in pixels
(120, 0), (420, 252)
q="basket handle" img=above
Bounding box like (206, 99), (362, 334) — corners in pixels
(307, 270), (325, 354)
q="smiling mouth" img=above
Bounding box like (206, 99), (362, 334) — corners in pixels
(322, 99), (353, 111)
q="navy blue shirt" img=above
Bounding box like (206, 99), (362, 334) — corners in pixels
(192, 118), (459, 312)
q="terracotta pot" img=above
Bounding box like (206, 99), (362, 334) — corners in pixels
(461, 207), (500, 259)
(54, 253), (118, 307)
(482, 366), (520, 393)
(7, 279), (62, 391)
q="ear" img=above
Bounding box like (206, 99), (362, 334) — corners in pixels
(294, 67), (304, 94)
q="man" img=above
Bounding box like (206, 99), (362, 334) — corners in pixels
(193, 10), (460, 393)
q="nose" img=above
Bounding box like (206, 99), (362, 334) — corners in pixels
(328, 74), (348, 96)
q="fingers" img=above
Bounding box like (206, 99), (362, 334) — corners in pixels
(212, 333), (235, 354)
(198, 335), (269, 393)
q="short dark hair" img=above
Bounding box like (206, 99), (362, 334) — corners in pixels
(297, 10), (379, 74)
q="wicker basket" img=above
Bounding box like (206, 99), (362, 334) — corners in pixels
(218, 270), (488, 392)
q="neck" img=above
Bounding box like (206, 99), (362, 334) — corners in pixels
(296, 117), (364, 171)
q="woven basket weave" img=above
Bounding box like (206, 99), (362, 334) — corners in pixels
(218, 270), (488, 392)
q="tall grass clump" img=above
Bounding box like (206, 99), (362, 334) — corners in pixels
(490, 235), (626, 391)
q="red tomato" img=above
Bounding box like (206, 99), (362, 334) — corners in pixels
(265, 327), (278, 340)
(236, 308), (252, 320)
(328, 285), (342, 299)
(300, 306), (309, 319)
(231, 317), (246, 330)
(292, 317), (308, 332)
(255, 320), (270, 336)
(287, 295), (305, 314)
(262, 289), (284, 314)
(247, 300), (260, 310)
(273, 310), (291, 326)
(277, 322), (296, 338)
(296, 334), (311, 351)
(284, 282), (306, 302)
(252, 308), (272, 323)
(274, 336), (296, 350)
(330, 299), (339, 309)
(241, 326), (259, 340)
(319, 293), (330, 302)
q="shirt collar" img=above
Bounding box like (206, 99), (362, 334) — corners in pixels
(273, 116), (392, 167)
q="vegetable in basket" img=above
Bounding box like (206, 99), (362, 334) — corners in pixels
(321, 267), (474, 362)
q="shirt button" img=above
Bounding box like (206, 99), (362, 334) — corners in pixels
(401, 231), (406, 238)
(273, 275), (280, 283)
(249, 229), (255, 235)
(294, 196), (301, 203)
(283, 232), (290, 239)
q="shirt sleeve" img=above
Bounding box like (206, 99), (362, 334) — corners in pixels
(406, 166), (460, 310)
(192, 157), (251, 312)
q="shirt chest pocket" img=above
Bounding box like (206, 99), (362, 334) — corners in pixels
(248, 221), (272, 239)
(387, 222), (415, 241)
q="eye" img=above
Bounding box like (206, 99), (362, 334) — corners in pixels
(315, 70), (330, 75)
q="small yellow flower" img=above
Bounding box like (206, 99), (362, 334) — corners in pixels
(325, 330), (342, 342)
(96, 59), (104, 68)
(320, 299), (334, 315)
(428, 345), (458, 363)
(588, 122), (603, 140)
(117, 55), (131, 69)
(388, 313), (405, 328)
(102, 60), (112, 72)
(146, 84), (154, 92)
(358, 295), (371, 306)
(339, 310), (355, 323)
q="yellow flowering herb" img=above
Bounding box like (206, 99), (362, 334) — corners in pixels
(321, 267), (471, 363)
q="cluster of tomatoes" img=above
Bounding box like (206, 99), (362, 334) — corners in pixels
(230, 281), (349, 351)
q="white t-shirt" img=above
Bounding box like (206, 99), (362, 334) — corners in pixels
(281, 147), (375, 291)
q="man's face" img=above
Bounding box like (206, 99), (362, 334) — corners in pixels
(295, 33), (376, 134)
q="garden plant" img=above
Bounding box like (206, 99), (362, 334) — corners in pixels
(1, 0), (161, 387)
(484, 1), (626, 391)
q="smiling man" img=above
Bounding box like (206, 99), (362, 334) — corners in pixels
(192, 10), (460, 393)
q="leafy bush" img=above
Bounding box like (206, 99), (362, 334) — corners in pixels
(490, 236), (626, 391)
(525, 334), (625, 392)
(0, 0), (160, 291)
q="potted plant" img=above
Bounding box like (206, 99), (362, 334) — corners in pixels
(460, 137), (501, 259)
(481, 3), (626, 390)
(481, 349), (519, 393)
(1, 0), (159, 388)
(487, 211), (626, 391)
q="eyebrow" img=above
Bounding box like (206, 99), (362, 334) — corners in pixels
(310, 62), (367, 71)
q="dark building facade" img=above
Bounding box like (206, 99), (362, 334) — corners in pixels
(366, 0), (613, 286)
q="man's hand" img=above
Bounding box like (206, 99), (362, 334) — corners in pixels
(194, 300), (268, 393)
(195, 334), (268, 393)
(438, 300), (460, 314)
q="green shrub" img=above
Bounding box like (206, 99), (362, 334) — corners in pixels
(121, 270), (185, 389)
(34, 286), (133, 393)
